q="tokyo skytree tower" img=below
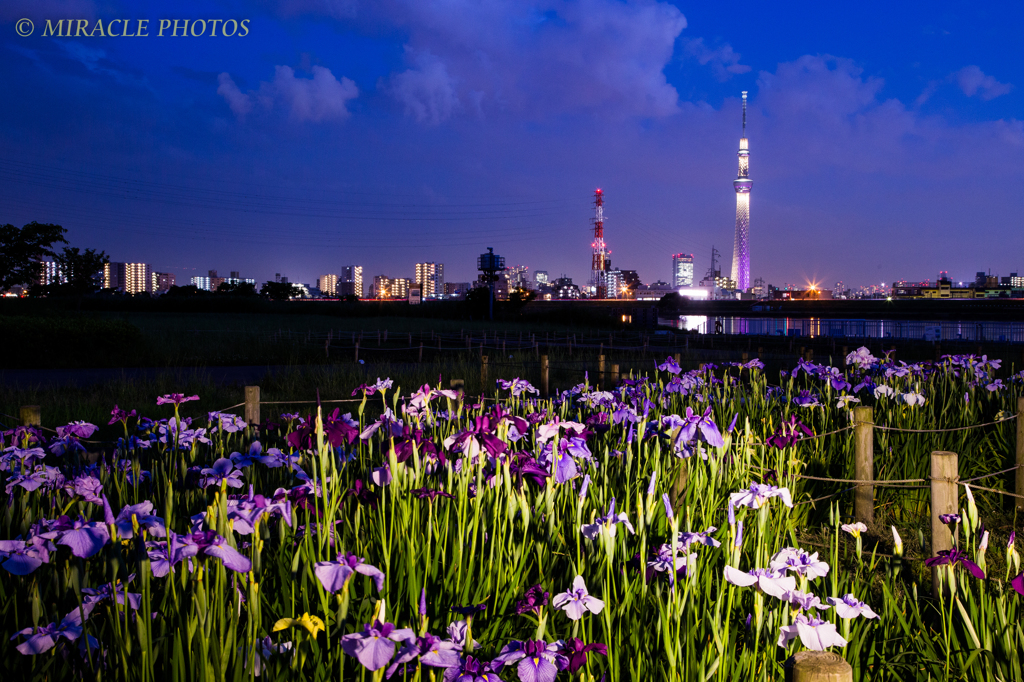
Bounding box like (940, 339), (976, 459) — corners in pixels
(731, 91), (752, 291)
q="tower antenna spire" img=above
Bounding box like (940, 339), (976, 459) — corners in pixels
(741, 90), (747, 136)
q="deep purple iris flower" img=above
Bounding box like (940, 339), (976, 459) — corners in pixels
(110, 498), (168, 538)
(314, 553), (385, 593)
(82, 577), (142, 611)
(1011, 572), (1024, 596)
(792, 390), (821, 407)
(341, 619), (415, 671)
(109, 405), (137, 427)
(225, 487), (291, 535)
(766, 415), (814, 449)
(657, 356), (682, 375)
(661, 406), (725, 453)
(345, 480), (379, 509)
(451, 602), (488, 617)
(287, 409), (360, 450)
(392, 426), (440, 463)
(148, 531), (250, 575)
(924, 547), (986, 579)
(561, 638), (608, 674)
(514, 584), (549, 615)
(5, 464), (64, 495)
(156, 393), (199, 406)
(443, 655), (504, 682)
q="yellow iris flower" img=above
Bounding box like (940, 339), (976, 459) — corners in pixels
(273, 612), (325, 639)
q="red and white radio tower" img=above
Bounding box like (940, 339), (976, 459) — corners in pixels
(590, 189), (608, 298)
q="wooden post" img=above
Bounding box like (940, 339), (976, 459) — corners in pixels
(674, 352), (681, 366)
(853, 406), (874, 526)
(354, 341), (360, 363)
(481, 355), (489, 390)
(540, 354), (549, 397)
(598, 354), (606, 388)
(611, 364), (620, 384)
(19, 405), (41, 427)
(930, 450), (958, 594)
(1016, 397), (1024, 511)
(419, 343), (424, 363)
(244, 386), (260, 426)
(786, 651), (852, 682)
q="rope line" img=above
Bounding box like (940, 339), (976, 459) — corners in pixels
(870, 415), (1017, 433)
(960, 483), (1024, 500)
(960, 464), (1021, 482)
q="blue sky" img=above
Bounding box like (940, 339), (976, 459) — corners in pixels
(2, 0), (1021, 289)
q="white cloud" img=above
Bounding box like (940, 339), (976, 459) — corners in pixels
(216, 65), (358, 123)
(387, 50), (461, 124)
(682, 37), (751, 81)
(954, 65), (1013, 101)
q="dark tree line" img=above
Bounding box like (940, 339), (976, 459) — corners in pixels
(1, 221), (109, 294)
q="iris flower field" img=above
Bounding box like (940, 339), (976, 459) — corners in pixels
(1, 348), (1022, 681)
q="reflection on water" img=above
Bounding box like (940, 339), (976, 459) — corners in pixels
(670, 315), (1024, 344)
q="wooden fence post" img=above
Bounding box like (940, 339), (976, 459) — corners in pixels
(354, 341), (360, 364)
(930, 450), (958, 594)
(611, 364), (620, 385)
(598, 354), (606, 389)
(419, 343), (424, 363)
(853, 406), (874, 526)
(540, 355), (549, 398)
(481, 356), (489, 391)
(244, 386), (260, 426)
(20, 405), (41, 427)
(1016, 397), (1024, 511)
(786, 651), (852, 682)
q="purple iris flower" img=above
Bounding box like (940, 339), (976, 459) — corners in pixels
(1011, 573), (1024, 596)
(924, 547), (986, 579)
(351, 377), (394, 397)
(33, 516), (110, 559)
(444, 416), (508, 460)
(0, 446), (47, 472)
(5, 464), (64, 495)
(827, 594), (879, 619)
(939, 513), (961, 525)
(56, 421), (98, 440)
(170, 531), (251, 573)
(391, 426), (439, 464)
(657, 356), (682, 375)
(209, 411), (247, 434)
(0, 537), (53, 575)
(730, 482), (794, 509)
(345, 480), (379, 509)
(200, 458), (245, 489)
(792, 390), (821, 407)
(82, 577), (142, 611)
(552, 576), (604, 620)
(661, 407), (724, 453)
(769, 548), (830, 580)
(156, 393), (200, 406)
(257, 447), (300, 470)
(514, 584), (549, 615)
(341, 619), (415, 671)
(230, 441), (264, 469)
(10, 604), (94, 655)
(314, 553), (385, 593)
(64, 473), (104, 504)
(113, 499), (168, 538)
(497, 378), (540, 397)
(225, 488), (291, 535)
(777, 614), (848, 650)
(581, 498), (635, 540)
(492, 639), (568, 682)
(386, 634), (462, 679)
(109, 405), (137, 427)
(723, 567), (796, 599)
(509, 454), (550, 489)
(561, 638), (608, 674)
(443, 655), (503, 682)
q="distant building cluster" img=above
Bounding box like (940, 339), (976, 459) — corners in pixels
(890, 271), (1024, 300)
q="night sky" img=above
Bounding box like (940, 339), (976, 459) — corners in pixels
(2, 1), (1021, 290)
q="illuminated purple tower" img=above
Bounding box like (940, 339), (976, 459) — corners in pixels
(731, 91), (751, 291)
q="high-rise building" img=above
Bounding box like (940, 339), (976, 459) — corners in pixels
(414, 262), (444, 298)
(604, 269), (625, 298)
(372, 276), (409, 300)
(154, 273), (175, 293)
(104, 262), (153, 294)
(318, 274), (339, 296)
(672, 254), (694, 288)
(731, 91), (752, 292)
(191, 276), (211, 291)
(504, 264), (530, 290)
(534, 270), (549, 286)
(37, 260), (65, 287)
(341, 266), (363, 298)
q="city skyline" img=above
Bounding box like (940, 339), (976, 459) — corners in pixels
(1, 1), (1022, 289)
